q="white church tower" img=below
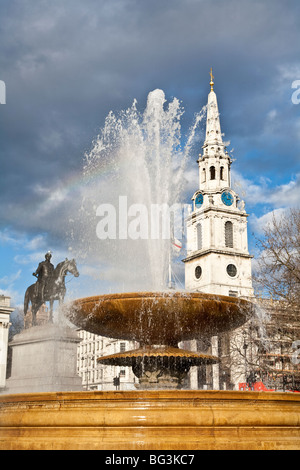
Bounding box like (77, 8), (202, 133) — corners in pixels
(184, 71), (253, 298)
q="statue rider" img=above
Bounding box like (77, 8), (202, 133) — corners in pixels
(33, 252), (54, 303)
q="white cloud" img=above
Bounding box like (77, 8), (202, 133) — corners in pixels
(0, 287), (21, 306)
(232, 170), (300, 210)
(13, 252), (43, 266)
(268, 175), (300, 207)
(231, 170), (266, 204)
(267, 109), (278, 120)
(231, 169), (300, 237)
(277, 63), (300, 82)
(249, 208), (287, 235)
(183, 167), (199, 196)
(25, 235), (46, 251)
(0, 229), (47, 252)
(0, 271), (23, 306)
(0, 270), (22, 286)
(0, 230), (19, 246)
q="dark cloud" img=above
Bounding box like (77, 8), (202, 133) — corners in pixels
(1, 0), (300, 248)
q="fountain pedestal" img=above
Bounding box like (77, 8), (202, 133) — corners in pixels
(4, 323), (82, 394)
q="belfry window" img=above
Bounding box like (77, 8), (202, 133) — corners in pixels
(220, 166), (224, 180)
(197, 223), (202, 250)
(210, 166), (216, 180)
(225, 221), (233, 248)
(201, 168), (206, 183)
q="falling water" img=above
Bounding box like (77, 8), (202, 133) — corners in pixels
(253, 303), (271, 350)
(70, 89), (205, 293)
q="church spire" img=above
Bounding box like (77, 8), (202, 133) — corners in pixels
(210, 67), (214, 92)
(203, 69), (223, 148)
(198, 70), (231, 192)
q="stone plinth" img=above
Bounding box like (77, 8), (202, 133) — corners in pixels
(0, 390), (299, 450)
(4, 323), (82, 394)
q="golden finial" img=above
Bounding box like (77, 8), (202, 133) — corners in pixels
(210, 68), (214, 91)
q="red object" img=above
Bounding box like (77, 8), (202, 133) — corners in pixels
(239, 381), (274, 392)
(253, 381), (274, 392)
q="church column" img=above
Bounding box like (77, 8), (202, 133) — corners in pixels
(0, 296), (13, 390)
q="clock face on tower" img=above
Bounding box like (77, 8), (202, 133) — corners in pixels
(221, 191), (234, 206)
(195, 193), (203, 208)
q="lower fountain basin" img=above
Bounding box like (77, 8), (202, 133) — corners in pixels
(0, 390), (299, 450)
(97, 345), (218, 366)
(98, 345), (219, 389)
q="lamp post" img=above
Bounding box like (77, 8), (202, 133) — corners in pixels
(243, 330), (248, 388)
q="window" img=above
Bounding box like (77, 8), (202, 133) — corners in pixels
(201, 168), (206, 183)
(195, 266), (202, 279)
(210, 166), (216, 180)
(227, 264), (237, 277)
(120, 342), (126, 353)
(225, 221), (233, 248)
(229, 290), (238, 297)
(220, 166), (224, 180)
(197, 223), (202, 250)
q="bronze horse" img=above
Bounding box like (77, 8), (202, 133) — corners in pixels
(24, 258), (79, 326)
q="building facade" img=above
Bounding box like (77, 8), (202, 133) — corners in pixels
(77, 330), (138, 390)
(245, 299), (300, 392)
(0, 295), (14, 390)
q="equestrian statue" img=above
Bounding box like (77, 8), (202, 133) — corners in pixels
(24, 252), (79, 326)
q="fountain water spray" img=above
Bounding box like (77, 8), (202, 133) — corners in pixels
(69, 90), (205, 292)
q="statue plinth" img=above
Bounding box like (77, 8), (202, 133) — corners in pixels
(4, 323), (82, 394)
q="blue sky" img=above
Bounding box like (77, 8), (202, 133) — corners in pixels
(0, 0), (300, 307)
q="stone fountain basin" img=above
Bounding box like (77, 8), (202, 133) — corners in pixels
(1, 390), (300, 450)
(66, 291), (252, 345)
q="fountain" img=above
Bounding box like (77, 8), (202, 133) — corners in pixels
(1, 288), (299, 449)
(0, 88), (299, 450)
(68, 291), (250, 389)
